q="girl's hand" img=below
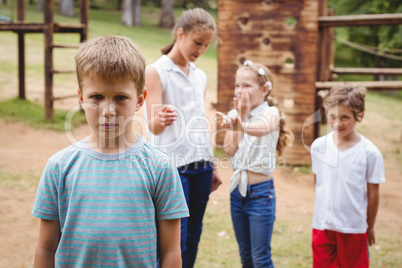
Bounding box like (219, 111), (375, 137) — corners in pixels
(210, 168), (222, 192)
(158, 105), (178, 127)
(216, 112), (241, 131)
(234, 94), (250, 122)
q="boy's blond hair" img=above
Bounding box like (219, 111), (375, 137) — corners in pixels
(75, 35), (145, 95)
(323, 83), (367, 121)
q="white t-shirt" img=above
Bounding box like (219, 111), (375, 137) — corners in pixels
(144, 55), (214, 167)
(310, 131), (385, 234)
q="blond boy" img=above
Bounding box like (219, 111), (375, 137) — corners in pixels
(32, 36), (189, 267)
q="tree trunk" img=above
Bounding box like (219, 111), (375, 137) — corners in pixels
(117, 0), (123, 11)
(60, 0), (75, 17)
(158, 0), (175, 29)
(122, 0), (141, 27)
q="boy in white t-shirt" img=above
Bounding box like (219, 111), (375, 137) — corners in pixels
(310, 84), (385, 267)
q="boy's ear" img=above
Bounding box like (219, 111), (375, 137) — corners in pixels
(77, 89), (83, 104)
(358, 111), (364, 122)
(135, 89), (147, 111)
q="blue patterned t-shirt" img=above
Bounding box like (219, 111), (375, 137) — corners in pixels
(32, 135), (189, 267)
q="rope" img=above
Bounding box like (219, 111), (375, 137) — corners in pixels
(357, 42), (402, 54)
(336, 37), (402, 61)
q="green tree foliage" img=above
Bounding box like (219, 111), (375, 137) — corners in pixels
(328, 0), (402, 68)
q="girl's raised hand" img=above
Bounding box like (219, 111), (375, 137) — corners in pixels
(158, 105), (178, 126)
(235, 93), (251, 121)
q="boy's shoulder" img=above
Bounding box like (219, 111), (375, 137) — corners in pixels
(358, 134), (383, 157)
(140, 138), (171, 159)
(48, 140), (85, 161)
(138, 137), (176, 166)
(311, 132), (332, 150)
(45, 140), (87, 169)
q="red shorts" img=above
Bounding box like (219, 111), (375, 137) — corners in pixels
(312, 229), (369, 268)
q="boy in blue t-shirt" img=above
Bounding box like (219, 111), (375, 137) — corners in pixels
(32, 35), (189, 267)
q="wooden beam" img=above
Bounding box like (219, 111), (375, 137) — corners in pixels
(52, 43), (80, 49)
(52, 94), (78, 100)
(319, 13), (402, 27)
(0, 23), (44, 32)
(332, 67), (402, 75)
(54, 23), (85, 33)
(0, 22), (84, 33)
(52, 69), (75, 74)
(316, 81), (402, 90)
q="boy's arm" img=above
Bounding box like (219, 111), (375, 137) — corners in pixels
(158, 218), (182, 268)
(34, 219), (61, 268)
(367, 183), (380, 246)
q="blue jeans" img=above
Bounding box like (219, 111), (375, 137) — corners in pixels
(231, 179), (276, 268)
(178, 161), (213, 268)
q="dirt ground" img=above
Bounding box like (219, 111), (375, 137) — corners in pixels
(0, 92), (401, 268)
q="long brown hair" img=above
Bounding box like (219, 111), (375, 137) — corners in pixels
(161, 8), (217, 55)
(239, 62), (293, 156)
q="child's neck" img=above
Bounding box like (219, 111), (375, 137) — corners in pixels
(87, 133), (138, 154)
(333, 131), (360, 151)
(167, 51), (189, 75)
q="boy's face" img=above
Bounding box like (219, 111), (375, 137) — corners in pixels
(326, 104), (361, 139)
(78, 75), (146, 146)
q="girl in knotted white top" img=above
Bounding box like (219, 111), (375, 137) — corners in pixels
(216, 60), (292, 268)
(145, 8), (222, 268)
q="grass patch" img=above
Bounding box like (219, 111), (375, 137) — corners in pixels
(0, 167), (41, 190)
(213, 147), (227, 159)
(0, 98), (87, 131)
(294, 165), (312, 175)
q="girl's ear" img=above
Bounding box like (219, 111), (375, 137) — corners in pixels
(176, 27), (184, 39)
(262, 84), (270, 98)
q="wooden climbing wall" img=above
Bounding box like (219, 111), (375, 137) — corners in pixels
(217, 0), (319, 165)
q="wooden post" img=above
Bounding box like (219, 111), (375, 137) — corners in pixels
(80, 0), (89, 42)
(217, 0), (319, 165)
(315, 0), (327, 138)
(17, 0), (25, 99)
(44, 0), (54, 120)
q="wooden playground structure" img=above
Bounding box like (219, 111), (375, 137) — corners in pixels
(216, 0), (402, 164)
(1, 0), (401, 164)
(0, 0), (88, 120)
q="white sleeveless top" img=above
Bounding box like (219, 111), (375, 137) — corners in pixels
(145, 55), (214, 168)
